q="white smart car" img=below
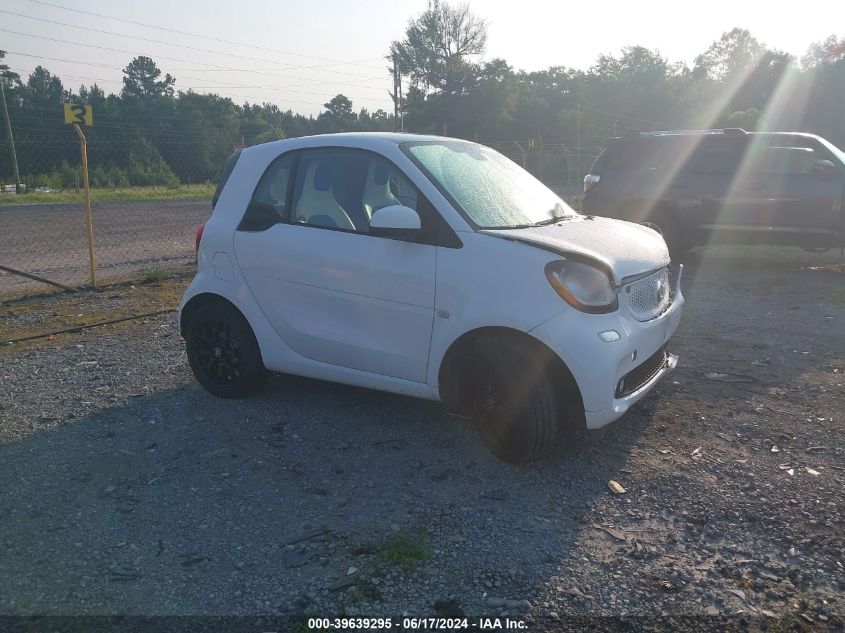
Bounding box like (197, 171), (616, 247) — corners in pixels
(180, 133), (683, 463)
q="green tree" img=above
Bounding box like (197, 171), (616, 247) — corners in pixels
(390, 1), (487, 96)
(802, 34), (845, 68)
(121, 56), (175, 102)
(19, 66), (66, 112)
(694, 28), (764, 81)
(320, 94), (356, 131)
(126, 138), (179, 187)
(0, 50), (19, 83)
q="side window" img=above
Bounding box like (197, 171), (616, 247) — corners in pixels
(685, 140), (746, 174)
(212, 150), (241, 209)
(237, 153), (295, 232)
(252, 153), (295, 218)
(599, 139), (662, 171)
(291, 149), (419, 234)
(759, 147), (819, 175)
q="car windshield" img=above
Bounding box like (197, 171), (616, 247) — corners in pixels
(402, 140), (576, 229)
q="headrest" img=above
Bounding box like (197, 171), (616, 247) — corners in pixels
(374, 163), (389, 186)
(314, 163), (332, 191)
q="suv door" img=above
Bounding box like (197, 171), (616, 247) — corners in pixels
(233, 148), (437, 383)
(752, 144), (844, 234)
(680, 136), (749, 236)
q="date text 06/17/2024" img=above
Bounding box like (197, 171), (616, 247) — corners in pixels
(305, 616), (528, 630)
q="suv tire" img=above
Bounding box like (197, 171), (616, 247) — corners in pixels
(468, 336), (559, 463)
(185, 301), (266, 398)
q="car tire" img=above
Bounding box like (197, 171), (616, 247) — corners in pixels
(468, 336), (559, 463)
(185, 301), (266, 398)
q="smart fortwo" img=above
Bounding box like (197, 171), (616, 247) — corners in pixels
(179, 133), (684, 463)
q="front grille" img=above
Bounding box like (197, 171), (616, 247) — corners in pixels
(625, 267), (671, 321)
(616, 346), (668, 398)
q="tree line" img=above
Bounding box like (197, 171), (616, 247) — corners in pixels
(1, 1), (843, 190)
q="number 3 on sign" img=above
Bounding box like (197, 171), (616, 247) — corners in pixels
(64, 103), (93, 126)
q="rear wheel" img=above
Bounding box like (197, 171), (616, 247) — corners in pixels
(185, 302), (266, 398)
(468, 336), (560, 463)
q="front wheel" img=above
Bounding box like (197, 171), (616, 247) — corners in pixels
(468, 337), (560, 463)
(185, 302), (266, 398)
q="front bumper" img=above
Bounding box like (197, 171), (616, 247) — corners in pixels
(530, 266), (684, 429)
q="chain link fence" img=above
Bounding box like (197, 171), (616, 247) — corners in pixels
(482, 136), (606, 199)
(0, 132), (606, 300)
(1, 134), (216, 298)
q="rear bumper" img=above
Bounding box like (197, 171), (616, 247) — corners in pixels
(530, 266), (684, 429)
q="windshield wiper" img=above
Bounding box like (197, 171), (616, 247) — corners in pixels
(532, 214), (569, 226)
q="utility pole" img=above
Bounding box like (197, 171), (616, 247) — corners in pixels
(0, 76), (21, 194)
(392, 52), (402, 132)
(575, 104), (581, 183)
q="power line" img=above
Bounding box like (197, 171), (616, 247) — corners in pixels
(4, 52), (383, 97)
(0, 31), (388, 93)
(23, 0), (389, 72)
(8, 67), (393, 105)
(0, 9), (389, 82)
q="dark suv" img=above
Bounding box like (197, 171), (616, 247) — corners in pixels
(582, 129), (845, 255)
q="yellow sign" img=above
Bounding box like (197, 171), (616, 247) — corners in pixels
(64, 103), (93, 126)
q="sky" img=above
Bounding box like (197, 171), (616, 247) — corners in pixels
(2, 0), (844, 117)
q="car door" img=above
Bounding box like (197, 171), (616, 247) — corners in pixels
(753, 145), (844, 232)
(233, 147), (437, 383)
(682, 137), (751, 234)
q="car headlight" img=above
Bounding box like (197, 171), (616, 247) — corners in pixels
(544, 260), (618, 313)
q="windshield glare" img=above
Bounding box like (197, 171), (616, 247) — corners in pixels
(403, 141), (576, 229)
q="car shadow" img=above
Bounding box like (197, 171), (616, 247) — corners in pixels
(0, 371), (655, 617)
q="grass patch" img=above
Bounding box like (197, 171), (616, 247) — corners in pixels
(142, 267), (172, 282)
(773, 275), (789, 286)
(0, 184), (215, 205)
(822, 286), (845, 303)
(380, 533), (432, 566)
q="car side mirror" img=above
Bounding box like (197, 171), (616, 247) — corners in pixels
(237, 201), (282, 232)
(811, 159), (839, 180)
(369, 204), (422, 239)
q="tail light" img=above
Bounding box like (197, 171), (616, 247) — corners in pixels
(584, 173), (600, 193)
(195, 223), (205, 261)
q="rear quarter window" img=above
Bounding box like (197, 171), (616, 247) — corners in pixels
(595, 139), (665, 171)
(212, 150), (242, 209)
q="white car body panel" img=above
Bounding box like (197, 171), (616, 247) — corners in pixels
(481, 216), (670, 284)
(234, 224), (436, 382)
(180, 132), (684, 429)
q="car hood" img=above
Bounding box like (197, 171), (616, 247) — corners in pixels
(480, 215), (670, 285)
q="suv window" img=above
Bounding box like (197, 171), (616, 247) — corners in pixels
(758, 147), (820, 175)
(684, 139), (746, 174)
(291, 148), (419, 233)
(598, 139), (663, 171)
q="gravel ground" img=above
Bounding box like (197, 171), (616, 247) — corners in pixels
(0, 246), (843, 631)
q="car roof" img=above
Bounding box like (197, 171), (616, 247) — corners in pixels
(238, 132), (463, 159)
(610, 130), (823, 143)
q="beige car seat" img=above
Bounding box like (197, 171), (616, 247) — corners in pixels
(267, 175), (287, 208)
(362, 161), (401, 220)
(295, 162), (355, 230)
